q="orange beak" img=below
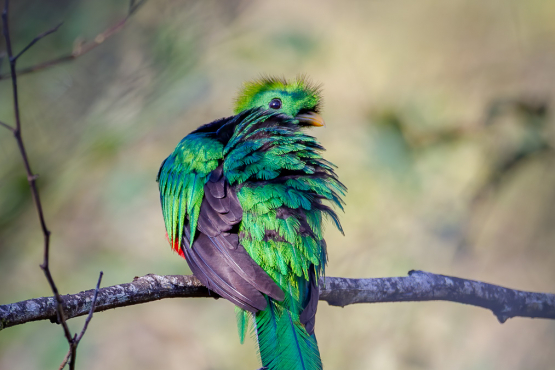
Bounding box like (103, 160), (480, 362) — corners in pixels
(295, 112), (325, 127)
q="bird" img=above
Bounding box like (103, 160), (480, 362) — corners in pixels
(157, 76), (345, 370)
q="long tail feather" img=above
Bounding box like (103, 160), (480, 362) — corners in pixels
(235, 307), (250, 344)
(255, 297), (322, 370)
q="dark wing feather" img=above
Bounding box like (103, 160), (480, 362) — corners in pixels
(299, 267), (319, 335)
(183, 233), (267, 311)
(182, 165), (284, 313)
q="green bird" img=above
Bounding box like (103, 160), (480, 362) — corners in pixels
(157, 76), (345, 370)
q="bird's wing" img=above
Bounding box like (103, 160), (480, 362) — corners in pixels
(158, 130), (283, 313)
(183, 164), (284, 312)
(157, 132), (223, 253)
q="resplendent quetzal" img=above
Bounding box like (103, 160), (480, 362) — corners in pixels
(157, 76), (345, 370)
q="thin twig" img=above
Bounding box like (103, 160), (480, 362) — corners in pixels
(0, 0), (146, 80)
(58, 350), (71, 370)
(0, 51), (5, 73)
(59, 272), (104, 370)
(76, 271), (104, 342)
(13, 22), (63, 61)
(1, 272), (553, 332)
(0, 120), (15, 131)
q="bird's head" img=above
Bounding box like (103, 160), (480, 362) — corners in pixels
(233, 76), (325, 127)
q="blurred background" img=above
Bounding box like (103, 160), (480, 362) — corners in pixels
(1, 0), (555, 369)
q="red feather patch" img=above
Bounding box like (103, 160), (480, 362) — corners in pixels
(165, 231), (186, 260)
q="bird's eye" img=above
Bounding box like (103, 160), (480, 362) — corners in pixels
(269, 98), (282, 109)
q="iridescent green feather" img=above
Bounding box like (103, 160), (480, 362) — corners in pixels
(157, 133), (223, 250)
(160, 76), (344, 370)
(223, 109), (343, 370)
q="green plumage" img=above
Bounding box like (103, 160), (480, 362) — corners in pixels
(227, 110), (343, 370)
(158, 133), (223, 249)
(157, 77), (345, 370)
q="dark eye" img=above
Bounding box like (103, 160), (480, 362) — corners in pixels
(269, 98), (282, 109)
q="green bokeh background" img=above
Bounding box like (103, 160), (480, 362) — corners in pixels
(1, 0), (555, 369)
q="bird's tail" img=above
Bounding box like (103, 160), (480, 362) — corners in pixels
(253, 296), (322, 370)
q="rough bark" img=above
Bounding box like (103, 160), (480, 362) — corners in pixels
(319, 270), (555, 323)
(1, 270), (554, 331)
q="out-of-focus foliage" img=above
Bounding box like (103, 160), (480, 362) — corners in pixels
(1, 0), (555, 369)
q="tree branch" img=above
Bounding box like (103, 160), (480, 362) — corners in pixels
(0, 0), (146, 80)
(59, 272), (103, 370)
(1, 271), (553, 332)
(1, 2), (118, 368)
(2, 0), (73, 348)
(0, 119), (15, 131)
(12, 22), (63, 62)
(320, 270), (555, 323)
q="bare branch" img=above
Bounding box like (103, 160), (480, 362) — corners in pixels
(1, 271), (553, 332)
(0, 275), (210, 330)
(0, 51), (5, 74)
(58, 351), (71, 370)
(76, 271), (104, 343)
(0, 120), (15, 131)
(0, 2), (145, 80)
(59, 272), (103, 370)
(2, 0), (73, 346)
(319, 270), (555, 323)
(1, 3), (117, 368)
(13, 22), (63, 62)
